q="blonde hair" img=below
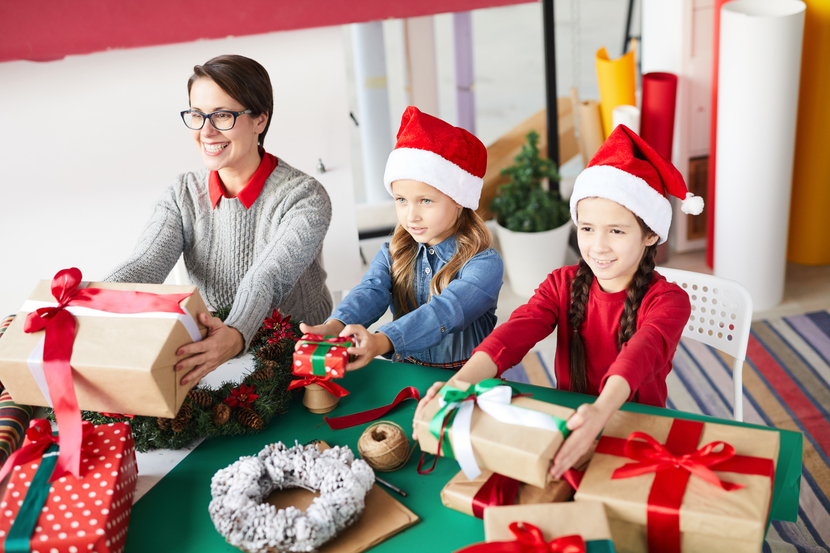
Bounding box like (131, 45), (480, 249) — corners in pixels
(389, 208), (492, 318)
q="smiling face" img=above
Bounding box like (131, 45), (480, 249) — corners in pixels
(391, 179), (462, 247)
(576, 197), (658, 293)
(188, 77), (268, 178)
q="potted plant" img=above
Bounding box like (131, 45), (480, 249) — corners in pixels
(490, 130), (572, 297)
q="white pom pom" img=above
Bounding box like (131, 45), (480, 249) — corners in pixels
(681, 192), (704, 215)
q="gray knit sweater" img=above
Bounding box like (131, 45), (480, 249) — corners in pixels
(105, 159), (333, 350)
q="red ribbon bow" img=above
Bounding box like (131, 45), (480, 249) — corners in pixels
(471, 472), (521, 519)
(22, 267), (192, 480)
(287, 374), (350, 397)
(596, 418), (775, 553)
(456, 523), (586, 553)
(299, 333), (353, 344)
(0, 419), (94, 484)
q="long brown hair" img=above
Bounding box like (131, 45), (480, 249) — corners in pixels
(567, 216), (658, 393)
(389, 208), (492, 318)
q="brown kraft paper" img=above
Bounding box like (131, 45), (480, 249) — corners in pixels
(483, 501), (613, 543)
(0, 280), (209, 418)
(414, 379), (575, 488)
(574, 410), (779, 553)
(441, 469), (575, 518)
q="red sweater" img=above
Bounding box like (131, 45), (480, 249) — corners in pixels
(474, 265), (690, 407)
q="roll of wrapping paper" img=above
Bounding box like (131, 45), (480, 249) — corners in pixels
(578, 100), (605, 165)
(0, 389), (34, 468)
(595, 43), (637, 138)
(640, 72), (678, 159)
(714, 0), (806, 311)
(611, 105), (640, 135)
(788, 0), (830, 265)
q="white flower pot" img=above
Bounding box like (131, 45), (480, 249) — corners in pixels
(495, 221), (573, 298)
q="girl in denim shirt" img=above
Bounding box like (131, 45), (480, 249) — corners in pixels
(300, 107), (503, 371)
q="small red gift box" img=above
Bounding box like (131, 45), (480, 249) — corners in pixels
(293, 334), (354, 379)
(0, 421), (138, 553)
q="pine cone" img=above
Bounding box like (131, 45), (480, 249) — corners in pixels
(157, 417), (171, 430)
(249, 361), (276, 382)
(212, 403), (231, 426)
(255, 340), (286, 361)
(251, 325), (271, 346)
(171, 400), (193, 433)
(238, 406), (264, 430)
(187, 389), (214, 408)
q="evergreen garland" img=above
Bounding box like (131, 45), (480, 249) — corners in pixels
(46, 308), (300, 452)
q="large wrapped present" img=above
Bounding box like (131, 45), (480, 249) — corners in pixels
(456, 501), (616, 552)
(414, 379), (574, 488)
(0, 420), (138, 553)
(574, 410), (778, 553)
(293, 334), (354, 380)
(441, 468), (575, 519)
(0, 269), (209, 419)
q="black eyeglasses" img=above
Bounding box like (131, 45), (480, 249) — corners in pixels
(181, 109), (252, 131)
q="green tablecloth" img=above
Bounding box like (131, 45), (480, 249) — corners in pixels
(126, 358), (802, 552)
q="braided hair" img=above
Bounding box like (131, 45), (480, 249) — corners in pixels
(567, 217), (659, 393)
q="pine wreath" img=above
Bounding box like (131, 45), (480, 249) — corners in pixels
(46, 307), (301, 452)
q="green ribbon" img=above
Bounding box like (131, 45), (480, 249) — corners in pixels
(300, 338), (353, 376)
(586, 539), (616, 553)
(427, 378), (572, 460)
(4, 443), (59, 553)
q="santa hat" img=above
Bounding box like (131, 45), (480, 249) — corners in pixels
(383, 106), (487, 210)
(570, 124), (703, 244)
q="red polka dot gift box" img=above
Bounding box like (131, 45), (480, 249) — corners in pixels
(0, 421), (138, 553)
(292, 334), (354, 380)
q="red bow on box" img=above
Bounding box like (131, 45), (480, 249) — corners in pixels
(471, 472), (522, 519)
(597, 418), (775, 553)
(457, 523), (586, 553)
(0, 419), (94, 483)
(22, 267), (192, 480)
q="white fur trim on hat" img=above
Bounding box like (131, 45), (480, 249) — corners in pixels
(383, 147), (483, 210)
(570, 165), (673, 244)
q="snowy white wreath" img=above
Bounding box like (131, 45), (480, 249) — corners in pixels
(209, 442), (375, 553)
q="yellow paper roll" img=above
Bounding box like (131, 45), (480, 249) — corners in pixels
(596, 43), (637, 139)
(788, 0), (830, 266)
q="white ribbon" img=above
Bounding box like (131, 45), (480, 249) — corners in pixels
(441, 384), (568, 480)
(19, 289), (203, 405)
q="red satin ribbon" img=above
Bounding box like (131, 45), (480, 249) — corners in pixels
(298, 333), (353, 344)
(456, 523), (586, 553)
(323, 386), (420, 430)
(596, 418), (775, 553)
(22, 267), (192, 480)
(287, 374), (350, 397)
(0, 419), (94, 483)
(471, 472), (521, 519)
(561, 468), (584, 491)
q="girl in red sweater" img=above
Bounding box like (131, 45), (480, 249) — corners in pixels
(414, 124), (705, 478)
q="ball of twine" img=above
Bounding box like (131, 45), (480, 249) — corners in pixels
(357, 421), (413, 472)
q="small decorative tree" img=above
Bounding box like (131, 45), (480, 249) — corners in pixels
(490, 131), (570, 233)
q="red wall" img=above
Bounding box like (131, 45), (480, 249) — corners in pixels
(1, 0), (534, 62)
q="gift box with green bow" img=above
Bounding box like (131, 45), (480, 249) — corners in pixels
(293, 334), (354, 380)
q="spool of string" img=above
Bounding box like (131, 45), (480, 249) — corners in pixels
(357, 421), (413, 472)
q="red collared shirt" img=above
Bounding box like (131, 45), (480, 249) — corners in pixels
(208, 152), (279, 209)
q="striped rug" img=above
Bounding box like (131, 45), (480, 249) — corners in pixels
(507, 310), (830, 553)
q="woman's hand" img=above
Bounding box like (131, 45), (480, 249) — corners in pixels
(411, 380), (446, 441)
(176, 312), (245, 386)
(340, 324), (392, 371)
(296, 321), (346, 351)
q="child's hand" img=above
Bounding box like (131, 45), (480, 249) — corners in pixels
(296, 321), (345, 351)
(412, 380), (446, 440)
(549, 403), (610, 479)
(340, 324), (393, 371)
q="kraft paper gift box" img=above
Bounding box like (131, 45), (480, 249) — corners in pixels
(414, 379), (575, 488)
(0, 421), (138, 553)
(460, 501), (615, 552)
(574, 410), (779, 553)
(441, 468), (575, 519)
(293, 334), (354, 380)
(0, 275), (209, 418)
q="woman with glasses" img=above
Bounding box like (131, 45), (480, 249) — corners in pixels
(106, 54), (332, 385)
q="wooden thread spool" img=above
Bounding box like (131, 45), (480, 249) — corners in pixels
(357, 421), (412, 472)
(302, 383), (340, 414)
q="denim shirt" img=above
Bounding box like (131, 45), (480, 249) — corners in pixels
(329, 235), (503, 365)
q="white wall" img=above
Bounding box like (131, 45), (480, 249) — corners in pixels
(0, 26), (360, 314)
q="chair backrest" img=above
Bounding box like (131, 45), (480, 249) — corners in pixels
(656, 267), (754, 361)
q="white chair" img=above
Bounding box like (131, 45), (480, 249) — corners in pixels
(656, 267), (753, 422)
